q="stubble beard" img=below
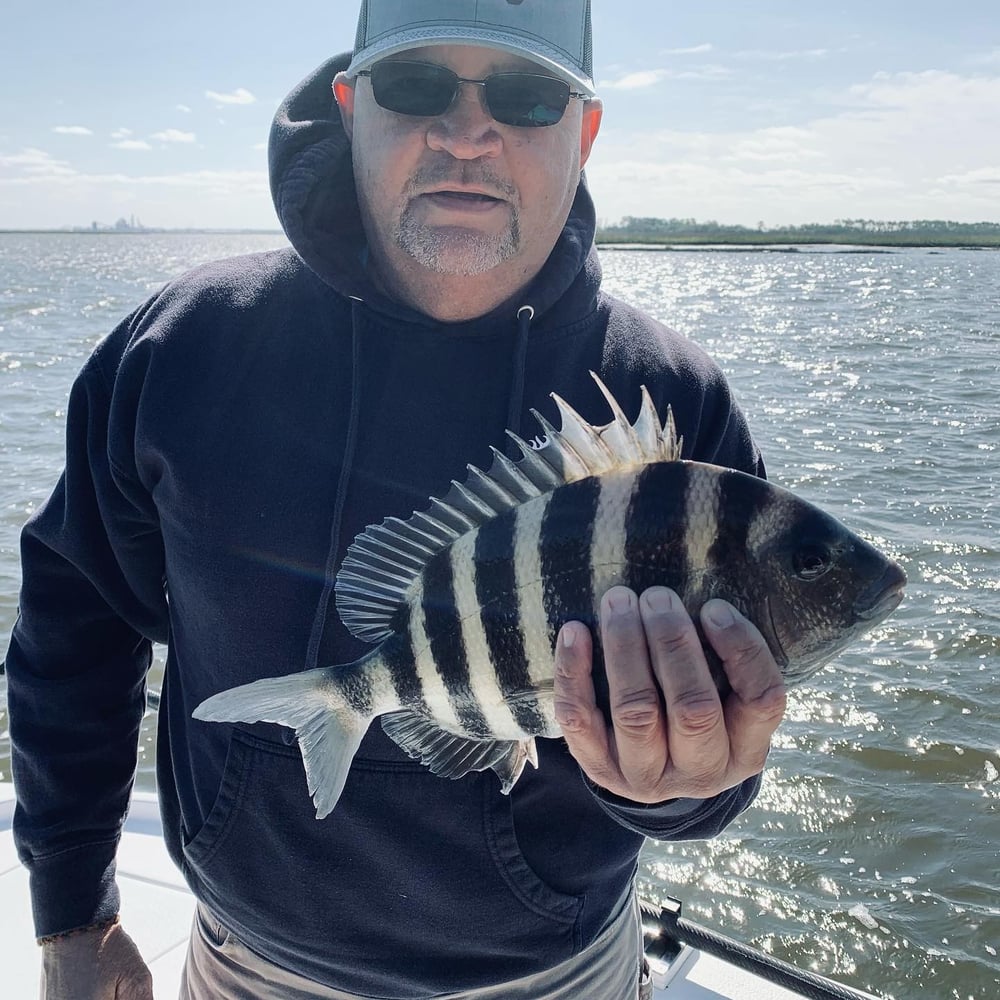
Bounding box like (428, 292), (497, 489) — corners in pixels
(393, 167), (521, 276)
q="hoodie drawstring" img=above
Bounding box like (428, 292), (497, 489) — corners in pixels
(506, 305), (534, 458)
(305, 297), (364, 672)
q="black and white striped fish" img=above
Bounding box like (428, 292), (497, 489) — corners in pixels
(194, 375), (906, 818)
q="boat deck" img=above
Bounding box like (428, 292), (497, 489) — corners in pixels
(0, 783), (851, 999)
(0, 785), (195, 995)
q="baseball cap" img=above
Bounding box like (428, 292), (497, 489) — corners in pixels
(347, 0), (595, 97)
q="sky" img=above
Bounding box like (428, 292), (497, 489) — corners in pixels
(2, 0), (998, 230)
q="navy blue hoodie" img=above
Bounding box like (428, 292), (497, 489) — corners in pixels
(6, 54), (765, 997)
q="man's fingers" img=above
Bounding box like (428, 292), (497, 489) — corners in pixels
(553, 621), (618, 784)
(640, 588), (727, 785)
(600, 587), (667, 786)
(701, 600), (787, 775)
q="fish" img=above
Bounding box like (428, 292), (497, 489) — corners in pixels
(193, 374), (906, 818)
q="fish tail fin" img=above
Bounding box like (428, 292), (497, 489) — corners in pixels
(192, 666), (372, 819)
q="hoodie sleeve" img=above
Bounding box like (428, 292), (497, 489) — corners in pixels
(4, 311), (169, 939)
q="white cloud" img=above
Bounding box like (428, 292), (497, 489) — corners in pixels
(205, 87), (256, 106)
(52, 125), (93, 136)
(736, 48), (830, 61)
(176, 104), (193, 114)
(111, 128), (133, 140)
(600, 69), (672, 91)
(662, 44), (713, 56)
(151, 129), (196, 144)
(112, 139), (153, 151)
(0, 147), (76, 176)
(587, 69), (1000, 225)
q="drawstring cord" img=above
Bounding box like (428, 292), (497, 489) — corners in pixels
(305, 297), (364, 671)
(506, 305), (534, 458)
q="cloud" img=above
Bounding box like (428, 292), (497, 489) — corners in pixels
(205, 87), (256, 106)
(111, 128), (133, 140)
(151, 129), (196, 144)
(112, 139), (153, 151)
(600, 69), (673, 91)
(736, 48), (830, 61)
(0, 159), (276, 229)
(52, 125), (93, 136)
(587, 69), (1000, 225)
(938, 167), (1000, 187)
(662, 44), (714, 56)
(0, 147), (76, 176)
(176, 104), (193, 113)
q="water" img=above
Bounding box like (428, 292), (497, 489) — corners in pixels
(2, 234), (998, 999)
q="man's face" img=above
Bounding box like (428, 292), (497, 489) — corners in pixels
(336, 44), (601, 287)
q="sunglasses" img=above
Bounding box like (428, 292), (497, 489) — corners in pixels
(357, 60), (587, 128)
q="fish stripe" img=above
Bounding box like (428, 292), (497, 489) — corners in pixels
(682, 465), (722, 586)
(511, 499), (560, 735)
(474, 511), (547, 735)
(623, 463), (692, 596)
(707, 470), (771, 576)
(448, 530), (524, 739)
(406, 580), (463, 731)
(420, 549), (491, 737)
(369, 605), (432, 720)
(590, 470), (640, 600)
(540, 477), (602, 644)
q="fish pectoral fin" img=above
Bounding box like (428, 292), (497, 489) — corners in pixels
(193, 667), (371, 821)
(381, 711), (534, 793)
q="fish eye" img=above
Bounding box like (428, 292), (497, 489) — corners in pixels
(793, 545), (832, 580)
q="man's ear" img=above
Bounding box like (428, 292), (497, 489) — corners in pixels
(579, 99), (602, 169)
(333, 72), (356, 140)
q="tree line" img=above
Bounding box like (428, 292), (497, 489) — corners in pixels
(596, 217), (1000, 247)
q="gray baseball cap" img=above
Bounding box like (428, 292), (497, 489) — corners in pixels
(347, 0), (595, 97)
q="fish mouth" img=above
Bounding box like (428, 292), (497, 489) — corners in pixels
(854, 563), (907, 622)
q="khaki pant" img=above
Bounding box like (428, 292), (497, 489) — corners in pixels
(180, 895), (648, 1000)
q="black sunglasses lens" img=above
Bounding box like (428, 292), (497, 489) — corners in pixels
(367, 63), (573, 127)
(369, 62), (457, 116)
(485, 74), (571, 127)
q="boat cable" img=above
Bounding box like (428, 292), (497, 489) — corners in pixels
(641, 897), (876, 1000)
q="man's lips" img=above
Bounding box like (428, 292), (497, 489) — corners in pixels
(417, 189), (507, 213)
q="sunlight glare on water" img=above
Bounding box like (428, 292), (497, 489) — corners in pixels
(1, 236), (998, 999)
(600, 246), (999, 1000)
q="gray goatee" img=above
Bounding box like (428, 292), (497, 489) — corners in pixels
(394, 166), (521, 275)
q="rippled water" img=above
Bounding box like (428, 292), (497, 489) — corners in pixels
(2, 235), (998, 999)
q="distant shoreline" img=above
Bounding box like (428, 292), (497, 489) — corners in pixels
(0, 229), (285, 236)
(2, 229), (999, 250)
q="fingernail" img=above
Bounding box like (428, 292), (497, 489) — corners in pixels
(561, 623), (580, 649)
(704, 600), (737, 629)
(642, 587), (677, 613)
(605, 588), (634, 614)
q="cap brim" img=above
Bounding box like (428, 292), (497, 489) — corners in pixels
(347, 28), (596, 97)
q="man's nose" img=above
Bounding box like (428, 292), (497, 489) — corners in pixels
(426, 82), (503, 158)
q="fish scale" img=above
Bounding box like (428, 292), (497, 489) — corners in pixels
(194, 374), (906, 819)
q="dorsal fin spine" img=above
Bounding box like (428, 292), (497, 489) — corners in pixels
(334, 374), (683, 643)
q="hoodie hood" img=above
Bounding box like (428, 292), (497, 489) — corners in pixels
(268, 53), (601, 329)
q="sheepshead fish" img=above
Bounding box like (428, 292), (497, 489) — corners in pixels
(194, 375), (906, 818)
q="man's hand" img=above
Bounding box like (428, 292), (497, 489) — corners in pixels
(41, 920), (153, 1000)
(554, 586), (786, 803)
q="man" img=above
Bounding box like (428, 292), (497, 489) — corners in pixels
(6, 1), (786, 997)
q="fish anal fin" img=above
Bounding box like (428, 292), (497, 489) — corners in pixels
(381, 711), (535, 793)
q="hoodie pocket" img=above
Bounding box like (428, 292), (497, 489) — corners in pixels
(178, 731), (588, 997)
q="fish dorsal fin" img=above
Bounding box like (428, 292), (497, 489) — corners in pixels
(334, 372), (682, 642)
